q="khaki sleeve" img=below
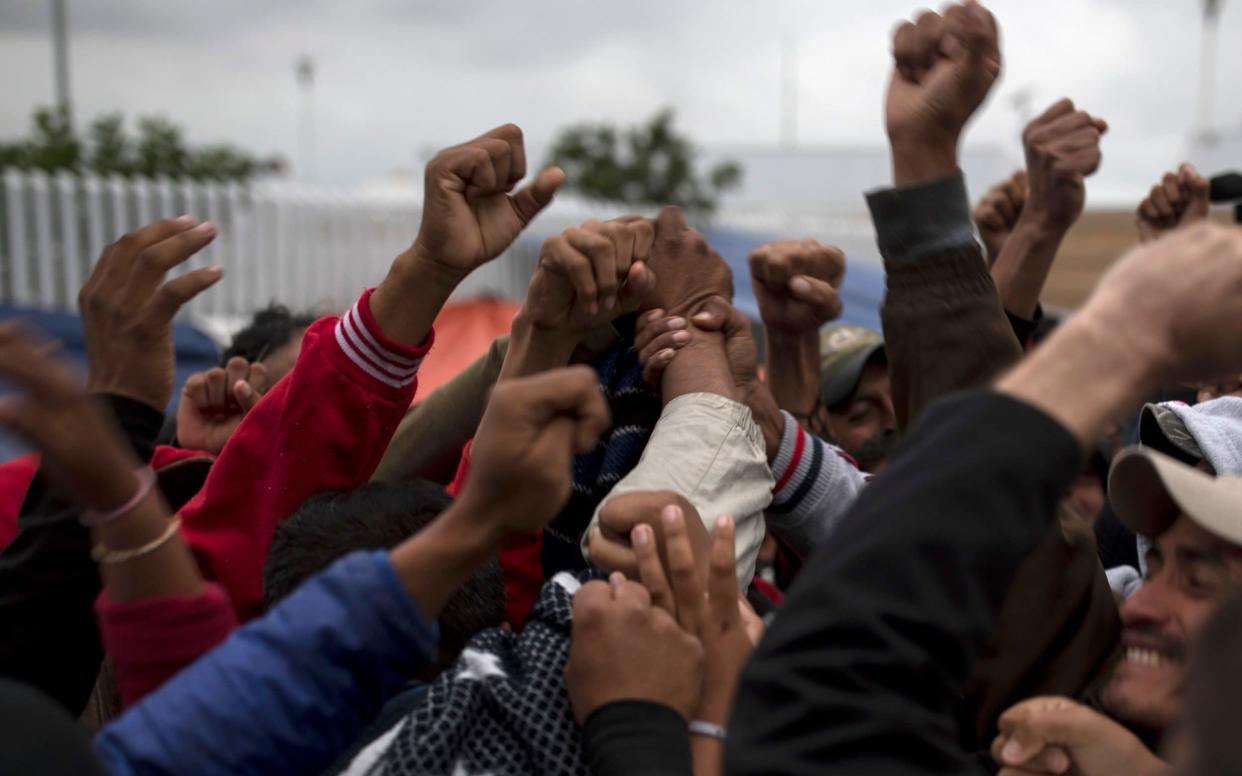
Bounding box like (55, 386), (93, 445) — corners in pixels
(581, 392), (774, 590)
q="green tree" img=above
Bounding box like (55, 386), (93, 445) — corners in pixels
(546, 109), (742, 216)
(0, 107), (281, 182)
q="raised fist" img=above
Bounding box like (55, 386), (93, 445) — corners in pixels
(523, 217), (657, 336)
(79, 216), (223, 410)
(175, 357), (271, 455)
(1022, 99), (1108, 230)
(460, 366), (611, 535)
(973, 170), (1027, 265)
(1086, 222), (1242, 385)
(886, 1), (1002, 152)
(642, 207), (733, 317)
(748, 239), (844, 335)
(1136, 163), (1211, 244)
(412, 124), (565, 281)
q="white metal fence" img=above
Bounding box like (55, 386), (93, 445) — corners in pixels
(0, 170), (628, 322)
(0, 169), (887, 336)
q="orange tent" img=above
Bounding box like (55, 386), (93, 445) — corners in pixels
(415, 296), (521, 395)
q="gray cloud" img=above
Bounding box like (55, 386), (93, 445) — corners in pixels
(0, 0), (1237, 203)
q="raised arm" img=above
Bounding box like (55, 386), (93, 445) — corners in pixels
(727, 213), (1242, 775)
(747, 239), (845, 421)
(93, 366), (610, 775)
(872, 0), (1015, 431)
(1136, 163), (1212, 244)
(0, 217), (223, 713)
(175, 125), (563, 619)
(988, 98), (1107, 320)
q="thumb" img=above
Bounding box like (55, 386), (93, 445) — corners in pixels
(510, 167), (565, 226)
(690, 296), (732, 332)
(789, 276), (844, 321)
(996, 698), (1092, 766)
(618, 261), (657, 313)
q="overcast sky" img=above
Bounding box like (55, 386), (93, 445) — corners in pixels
(1, 0), (1238, 204)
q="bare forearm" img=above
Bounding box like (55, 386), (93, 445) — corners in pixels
(368, 250), (462, 347)
(995, 315), (1162, 448)
(746, 384), (785, 464)
(692, 738), (723, 776)
(661, 330), (736, 404)
(990, 213), (1067, 320)
(764, 330), (820, 418)
(890, 139), (958, 188)
(95, 485), (203, 601)
(499, 315), (577, 381)
(388, 496), (503, 622)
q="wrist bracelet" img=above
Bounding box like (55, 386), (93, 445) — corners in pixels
(688, 720), (727, 741)
(81, 466), (157, 528)
(91, 517), (181, 564)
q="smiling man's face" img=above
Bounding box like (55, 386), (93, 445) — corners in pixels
(1102, 516), (1242, 733)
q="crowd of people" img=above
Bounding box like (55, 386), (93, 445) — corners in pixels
(2, 1), (1242, 773)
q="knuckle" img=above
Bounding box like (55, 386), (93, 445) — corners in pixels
(114, 233), (140, 256)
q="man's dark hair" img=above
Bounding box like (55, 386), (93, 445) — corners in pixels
(264, 481), (506, 668)
(221, 303), (317, 366)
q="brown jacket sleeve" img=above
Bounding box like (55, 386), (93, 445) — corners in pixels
(868, 172), (1121, 749)
(370, 335), (510, 484)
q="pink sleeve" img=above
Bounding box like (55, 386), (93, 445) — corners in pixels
(178, 289), (433, 621)
(95, 583), (238, 707)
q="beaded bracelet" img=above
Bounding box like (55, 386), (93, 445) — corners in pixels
(688, 720), (727, 741)
(80, 467), (157, 528)
(91, 517), (182, 565)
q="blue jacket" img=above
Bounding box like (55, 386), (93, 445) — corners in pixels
(94, 550), (438, 775)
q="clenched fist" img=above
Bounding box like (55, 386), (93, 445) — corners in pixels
(886, 0), (1002, 183)
(974, 171), (1027, 266)
(460, 366), (611, 535)
(1137, 163), (1211, 243)
(412, 124), (565, 281)
(748, 239), (845, 335)
(1087, 222), (1242, 385)
(523, 217), (657, 336)
(1022, 99), (1108, 230)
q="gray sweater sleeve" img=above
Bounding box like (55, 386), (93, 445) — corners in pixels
(765, 412), (871, 559)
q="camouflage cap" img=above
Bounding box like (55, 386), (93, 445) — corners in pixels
(1140, 403), (1204, 465)
(818, 324), (885, 408)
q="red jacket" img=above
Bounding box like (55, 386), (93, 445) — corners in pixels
(177, 289), (432, 621)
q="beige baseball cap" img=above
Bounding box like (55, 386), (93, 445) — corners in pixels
(1109, 446), (1242, 545)
(818, 324), (885, 408)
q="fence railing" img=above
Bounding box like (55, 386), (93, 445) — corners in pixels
(0, 170), (638, 321)
(0, 169), (887, 332)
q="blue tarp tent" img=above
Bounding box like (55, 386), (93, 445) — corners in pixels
(0, 305), (219, 461)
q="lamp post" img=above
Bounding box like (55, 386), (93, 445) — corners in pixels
(296, 56), (316, 181)
(51, 0), (71, 124)
(1197, 0), (1224, 144)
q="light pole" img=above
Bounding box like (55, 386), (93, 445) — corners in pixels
(1197, 0), (1223, 144)
(51, 0), (71, 124)
(296, 56), (316, 181)
(780, 31), (798, 149)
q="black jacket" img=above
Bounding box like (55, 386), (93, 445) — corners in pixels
(0, 395), (164, 715)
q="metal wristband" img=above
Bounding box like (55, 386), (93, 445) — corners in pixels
(688, 720), (727, 741)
